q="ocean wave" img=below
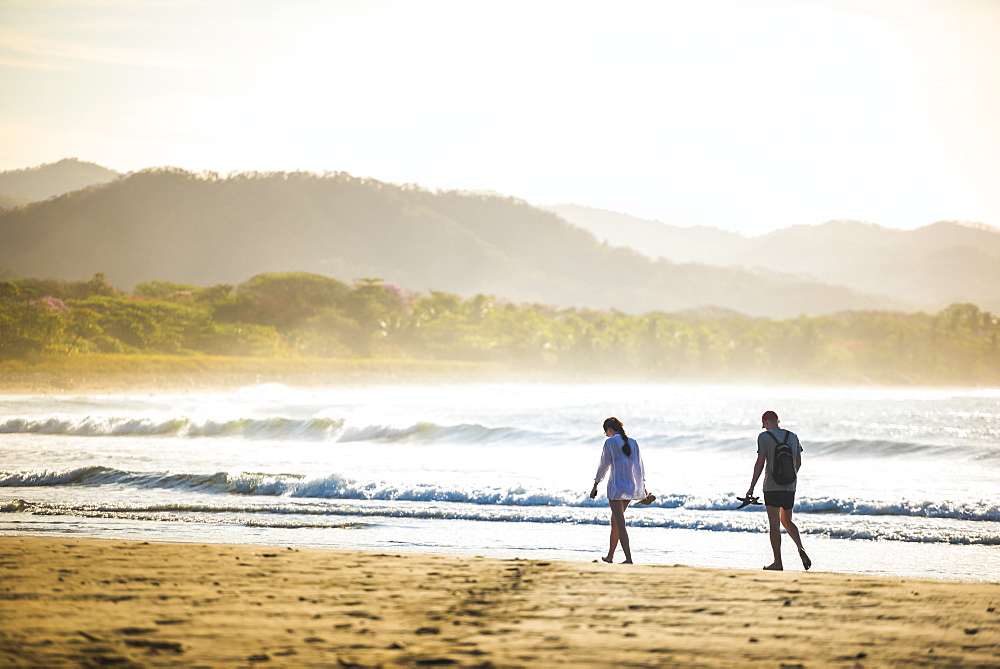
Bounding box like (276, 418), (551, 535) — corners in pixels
(3, 466), (998, 522)
(185, 417), (345, 439)
(814, 525), (1000, 545)
(336, 421), (527, 444)
(0, 466), (119, 487)
(802, 438), (971, 458)
(795, 497), (1000, 522)
(0, 466), (304, 494)
(3, 500), (369, 530)
(0, 499), (27, 512)
(4, 413), (998, 461)
(0, 414), (527, 444)
(0, 416), (191, 437)
(0, 414), (350, 439)
(6, 499), (999, 545)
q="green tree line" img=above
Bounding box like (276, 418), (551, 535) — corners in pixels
(2, 272), (998, 385)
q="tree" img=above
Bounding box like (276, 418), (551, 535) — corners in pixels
(214, 272), (351, 330)
(0, 282), (68, 358)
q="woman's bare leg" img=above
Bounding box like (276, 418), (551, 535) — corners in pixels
(606, 500), (633, 563)
(603, 518), (619, 563)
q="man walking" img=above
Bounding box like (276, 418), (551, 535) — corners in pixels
(746, 410), (811, 571)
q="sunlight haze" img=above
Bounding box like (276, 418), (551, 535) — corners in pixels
(2, 0), (999, 235)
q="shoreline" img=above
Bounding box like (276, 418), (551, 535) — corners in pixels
(0, 356), (517, 394)
(2, 536), (998, 667)
(1, 355), (993, 395)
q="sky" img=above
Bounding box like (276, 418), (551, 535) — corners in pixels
(2, 0), (999, 235)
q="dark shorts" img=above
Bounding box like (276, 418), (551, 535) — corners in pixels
(764, 490), (795, 510)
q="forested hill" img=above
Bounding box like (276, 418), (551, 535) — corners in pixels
(0, 168), (895, 318)
(0, 158), (119, 203)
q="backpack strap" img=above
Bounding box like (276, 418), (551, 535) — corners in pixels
(765, 430), (790, 446)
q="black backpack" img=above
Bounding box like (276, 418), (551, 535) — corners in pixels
(766, 430), (797, 485)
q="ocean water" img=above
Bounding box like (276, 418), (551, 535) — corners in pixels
(1, 383), (998, 582)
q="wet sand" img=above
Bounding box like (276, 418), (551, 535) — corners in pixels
(1, 536), (997, 667)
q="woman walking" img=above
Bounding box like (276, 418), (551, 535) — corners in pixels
(590, 416), (649, 564)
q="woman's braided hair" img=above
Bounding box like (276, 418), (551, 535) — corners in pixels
(603, 416), (631, 456)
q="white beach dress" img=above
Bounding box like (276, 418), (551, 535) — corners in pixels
(594, 435), (646, 500)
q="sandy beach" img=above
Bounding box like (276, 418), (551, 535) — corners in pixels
(0, 536), (997, 667)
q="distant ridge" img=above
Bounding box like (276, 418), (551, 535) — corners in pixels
(541, 204), (747, 265)
(0, 167), (895, 318)
(0, 158), (120, 202)
(549, 205), (1000, 313)
(942, 220), (1000, 234)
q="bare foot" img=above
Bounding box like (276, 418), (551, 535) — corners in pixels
(798, 549), (812, 571)
(601, 556), (613, 563)
(622, 560), (633, 564)
(763, 563), (783, 571)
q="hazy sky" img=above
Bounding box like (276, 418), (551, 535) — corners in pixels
(2, 0), (999, 234)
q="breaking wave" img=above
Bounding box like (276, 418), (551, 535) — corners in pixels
(2, 465), (997, 523)
(0, 415), (532, 444)
(3, 413), (997, 462)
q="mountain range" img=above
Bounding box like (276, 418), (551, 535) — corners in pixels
(547, 204), (1000, 313)
(1, 159), (996, 317)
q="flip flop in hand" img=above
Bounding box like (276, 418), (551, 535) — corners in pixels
(735, 495), (762, 509)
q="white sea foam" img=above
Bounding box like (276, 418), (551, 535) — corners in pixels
(3, 466), (998, 523)
(6, 497), (999, 545)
